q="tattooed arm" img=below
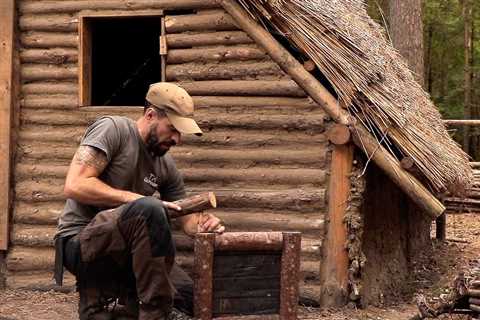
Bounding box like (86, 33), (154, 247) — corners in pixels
(63, 145), (143, 207)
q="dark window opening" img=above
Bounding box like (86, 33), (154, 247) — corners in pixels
(90, 17), (161, 106)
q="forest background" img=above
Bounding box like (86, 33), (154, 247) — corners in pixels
(367, 0), (480, 159)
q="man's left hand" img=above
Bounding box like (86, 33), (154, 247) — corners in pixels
(198, 213), (225, 234)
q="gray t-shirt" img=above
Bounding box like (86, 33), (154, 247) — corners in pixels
(56, 116), (186, 239)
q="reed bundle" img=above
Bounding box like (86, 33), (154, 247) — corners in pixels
(238, 0), (472, 195)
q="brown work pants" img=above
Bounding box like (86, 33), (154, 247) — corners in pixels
(63, 197), (193, 319)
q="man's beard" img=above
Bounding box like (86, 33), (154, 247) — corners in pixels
(146, 124), (176, 157)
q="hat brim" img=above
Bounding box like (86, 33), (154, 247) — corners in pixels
(166, 112), (203, 136)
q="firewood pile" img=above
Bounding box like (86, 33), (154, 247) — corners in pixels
(444, 165), (480, 214)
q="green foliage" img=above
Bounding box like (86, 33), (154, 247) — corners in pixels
(367, 0), (479, 122)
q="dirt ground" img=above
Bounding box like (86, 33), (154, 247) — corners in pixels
(0, 213), (479, 320)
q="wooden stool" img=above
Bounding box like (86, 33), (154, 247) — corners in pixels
(193, 232), (301, 320)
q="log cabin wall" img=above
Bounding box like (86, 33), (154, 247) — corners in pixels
(7, 1), (330, 299)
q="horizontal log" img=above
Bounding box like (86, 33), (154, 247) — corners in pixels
(19, 14), (79, 32)
(14, 201), (63, 225)
(166, 31), (253, 48)
(213, 232), (284, 251)
(6, 270), (75, 292)
(21, 109), (325, 131)
(19, 126), (327, 148)
(15, 178), (326, 211)
(470, 162), (480, 169)
(165, 11), (238, 33)
(20, 48), (78, 64)
(20, 31), (78, 48)
(167, 46), (267, 64)
(212, 210), (324, 235)
(166, 61), (286, 81)
(19, 0), (220, 14)
(21, 94), (78, 109)
(21, 64), (77, 81)
(17, 141), (328, 167)
(175, 80), (306, 97)
(11, 224), (194, 249)
(444, 120), (480, 126)
(192, 96), (316, 108)
(22, 82), (78, 94)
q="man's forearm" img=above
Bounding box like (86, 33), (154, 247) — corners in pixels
(64, 176), (143, 207)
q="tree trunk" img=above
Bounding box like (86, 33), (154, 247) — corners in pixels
(462, 0), (473, 155)
(389, 0), (425, 87)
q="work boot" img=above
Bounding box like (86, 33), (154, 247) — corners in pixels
(138, 302), (171, 320)
(78, 287), (113, 320)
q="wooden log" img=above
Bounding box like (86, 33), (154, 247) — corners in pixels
(220, 0), (445, 219)
(319, 144), (353, 306)
(0, 0), (15, 251)
(194, 233), (215, 320)
(170, 192), (217, 218)
(303, 60), (316, 72)
(166, 61), (285, 81)
(211, 210), (324, 235)
(6, 270), (75, 292)
(22, 109), (325, 131)
(470, 162), (480, 168)
(21, 94), (78, 109)
(166, 31), (253, 48)
(20, 32), (78, 48)
(167, 46), (267, 64)
(19, 14), (78, 32)
(22, 82), (78, 94)
(19, 125), (327, 148)
(214, 316), (278, 320)
(16, 142), (328, 168)
(400, 156), (416, 171)
(20, 48), (78, 64)
(326, 124), (351, 145)
(280, 232), (301, 320)
(444, 120), (480, 126)
(192, 96), (317, 108)
(19, 0), (220, 14)
(14, 201), (63, 225)
(21, 64), (77, 81)
(175, 80), (305, 97)
(214, 232), (283, 251)
(6, 246), (54, 271)
(165, 11), (238, 33)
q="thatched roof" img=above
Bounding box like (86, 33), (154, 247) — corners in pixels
(238, 0), (473, 195)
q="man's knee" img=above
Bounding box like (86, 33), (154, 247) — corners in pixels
(120, 196), (168, 226)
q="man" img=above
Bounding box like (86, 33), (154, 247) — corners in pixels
(54, 83), (225, 320)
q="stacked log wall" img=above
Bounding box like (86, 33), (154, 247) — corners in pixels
(8, 1), (331, 299)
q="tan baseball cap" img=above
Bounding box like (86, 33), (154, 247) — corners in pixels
(146, 82), (203, 136)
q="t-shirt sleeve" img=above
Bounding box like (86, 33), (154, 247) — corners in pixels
(159, 155), (187, 202)
(80, 117), (121, 162)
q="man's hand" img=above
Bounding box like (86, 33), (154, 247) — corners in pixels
(162, 201), (181, 212)
(197, 213), (225, 234)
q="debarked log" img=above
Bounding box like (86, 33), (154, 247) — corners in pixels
(20, 48), (78, 64)
(20, 32), (78, 48)
(167, 46), (267, 64)
(22, 82), (78, 94)
(192, 96), (317, 108)
(165, 11), (238, 33)
(175, 80), (305, 97)
(166, 31), (253, 48)
(20, 94), (78, 109)
(166, 61), (285, 81)
(21, 64), (77, 81)
(19, 0), (220, 14)
(19, 14), (79, 32)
